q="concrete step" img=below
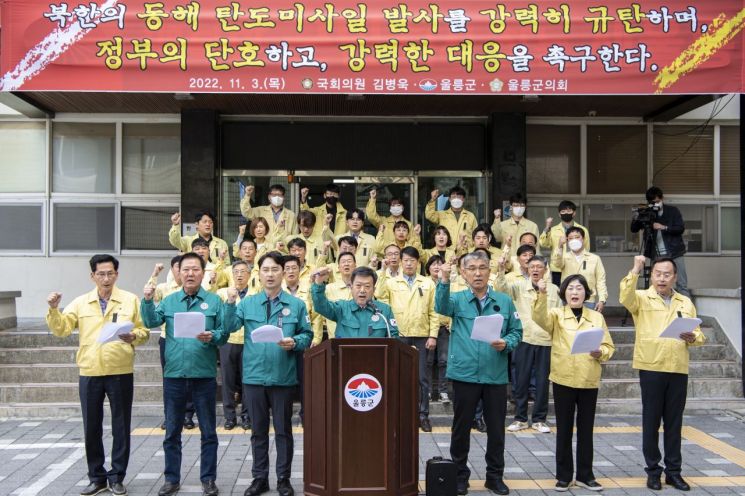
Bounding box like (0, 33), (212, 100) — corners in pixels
(0, 330), (163, 348)
(602, 360), (741, 379)
(608, 326), (720, 344)
(0, 346), (161, 364)
(609, 343), (727, 361)
(0, 363), (164, 383)
(597, 377), (744, 399)
(0, 382), (167, 403)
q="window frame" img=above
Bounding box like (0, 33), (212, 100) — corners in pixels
(0, 198), (47, 256)
(50, 199), (120, 255)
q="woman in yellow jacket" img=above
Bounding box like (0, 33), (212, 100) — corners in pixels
(533, 274), (615, 493)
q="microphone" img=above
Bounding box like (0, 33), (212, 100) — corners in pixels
(367, 300), (380, 313)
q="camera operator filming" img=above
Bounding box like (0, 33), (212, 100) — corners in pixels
(630, 187), (689, 297)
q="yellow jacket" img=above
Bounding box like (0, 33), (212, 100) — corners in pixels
(365, 197), (414, 247)
(46, 287), (149, 376)
(146, 277), (181, 304)
(539, 222), (590, 272)
(620, 272), (705, 374)
(239, 198), (298, 235)
(335, 231), (376, 267)
(375, 273), (439, 338)
(322, 281), (352, 340)
(493, 272), (561, 346)
(202, 262), (230, 293)
(283, 280), (324, 346)
(300, 201), (348, 238)
(457, 245), (506, 275)
(373, 230), (423, 257)
(491, 217), (540, 257)
(551, 250), (608, 303)
(424, 201), (478, 249)
(533, 297), (614, 389)
(421, 247), (457, 266)
(168, 225), (229, 262)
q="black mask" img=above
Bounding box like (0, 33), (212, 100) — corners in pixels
(560, 213), (574, 223)
(326, 196), (338, 206)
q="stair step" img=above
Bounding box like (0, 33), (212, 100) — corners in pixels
(607, 326), (720, 344)
(0, 363), (164, 383)
(0, 330), (163, 348)
(601, 360), (742, 379)
(609, 343), (727, 361)
(0, 346), (161, 364)
(598, 377), (743, 399)
(0, 382), (168, 403)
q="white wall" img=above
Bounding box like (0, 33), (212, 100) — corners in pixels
(692, 289), (742, 356)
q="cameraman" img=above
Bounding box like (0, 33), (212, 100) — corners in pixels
(631, 187), (689, 297)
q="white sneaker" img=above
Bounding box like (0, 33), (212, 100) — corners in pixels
(532, 422), (552, 433)
(440, 392), (451, 405)
(507, 421), (529, 432)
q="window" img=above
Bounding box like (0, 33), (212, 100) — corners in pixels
(587, 126), (647, 194)
(121, 206), (175, 250)
(53, 123), (115, 193)
(53, 203), (116, 252)
(527, 125), (580, 194)
(653, 125), (713, 194)
(583, 203), (639, 253)
(123, 123), (181, 194)
(0, 122), (46, 193)
(720, 126), (740, 195)
(0, 204), (43, 252)
(721, 207), (740, 251)
(676, 204), (716, 253)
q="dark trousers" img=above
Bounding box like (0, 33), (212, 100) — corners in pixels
(219, 343), (247, 422)
(163, 378), (218, 484)
(639, 370), (688, 477)
(244, 385), (295, 480)
(553, 383), (598, 483)
(401, 336), (430, 419)
(450, 381), (507, 483)
(551, 271), (562, 287)
(426, 326), (450, 396)
(513, 342), (551, 423)
(79, 374), (133, 484)
(159, 337), (194, 419)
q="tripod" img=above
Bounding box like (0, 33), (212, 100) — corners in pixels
(621, 223), (657, 327)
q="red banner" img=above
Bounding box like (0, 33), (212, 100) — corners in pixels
(1, 0), (743, 94)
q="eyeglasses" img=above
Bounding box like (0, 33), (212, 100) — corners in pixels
(94, 271), (117, 279)
(233, 269), (250, 275)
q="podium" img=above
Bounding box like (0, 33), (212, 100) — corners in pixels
(303, 338), (419, 496)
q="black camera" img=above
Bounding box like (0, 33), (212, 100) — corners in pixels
(632, 204), (660, 225)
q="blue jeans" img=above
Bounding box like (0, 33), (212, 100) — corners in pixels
(163, 378), (218, 483)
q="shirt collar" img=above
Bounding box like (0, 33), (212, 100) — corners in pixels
(180, 287), (205, 302)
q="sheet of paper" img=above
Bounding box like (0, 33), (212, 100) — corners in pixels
(436, 195), (449, 211)
(470, 314), (504, 343)
(659, 317), (702, 339)
(97, 321), (135, 344)
(570, 328), (605, 355)
(251, 325), (284, 343)
(174, 312), (205, 338)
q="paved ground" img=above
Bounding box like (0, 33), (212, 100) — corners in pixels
(1, 412), (745, 496)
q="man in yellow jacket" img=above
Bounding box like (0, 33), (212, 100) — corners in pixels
(46, 254), (149, 496)
(168, 210), (228, 264)
(366, 187), (413, 247)
(425, 186), (478, 250)
(491, 193), (540, 257)
(300, 183), (348, 238)
(375, 246), (439, 432)
(620, 255), (705, 492)
(539, 200), (590, 286)
(240, 183), (298, 235)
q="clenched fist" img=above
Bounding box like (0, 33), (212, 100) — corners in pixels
(171, 212), (181, 225)
(47, 292), (62, 309)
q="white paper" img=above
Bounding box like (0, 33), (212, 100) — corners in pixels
(97, 321), (135, 344)
(470, 314), (504, 343)
(659, 317), (702, 339)
(570, 328), (605, 355)
(174, 312), (206, 338)
(251, 325), (284, 343)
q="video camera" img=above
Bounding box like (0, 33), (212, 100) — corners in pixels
(632, 204), (660, 225)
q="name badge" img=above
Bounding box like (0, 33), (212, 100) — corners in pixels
(371, 314), (380, 322)
(282, 308), (291, 316)
(200, 302), (209, 310)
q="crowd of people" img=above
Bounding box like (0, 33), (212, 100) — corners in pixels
(45, 183), (703, 496)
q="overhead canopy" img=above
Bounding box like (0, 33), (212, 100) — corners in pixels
(1, 0), (743, 96)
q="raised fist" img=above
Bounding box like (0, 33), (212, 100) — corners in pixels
(238, 224), (246, 236)
(439, 262), (452, 281)
(545, 217), (554, 229)
(430, 189), (440, 201)
(633, 255), (647, 273)
(324, 214), (333, 226)
(47, 292), (62, 309)
(171, 212), (181, 225)
(414, 224), (421, 235)
(143, 285), (155, 301)
(153, 263), (164, 275)
(369, 188), (377, 200)
(558, 235), (566, 248)
(226, 287), (238, 304)
(493, 208), (501, 221)
(245, 184), (255, 198)
(300, 187), (310, 201)
(536, 278), (547, 294)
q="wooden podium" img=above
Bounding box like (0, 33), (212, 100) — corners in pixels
(303, 338), (419, 496)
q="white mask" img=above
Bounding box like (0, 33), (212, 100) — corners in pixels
(450, 198), (464, 209)
(512, 206), (525, 217)
(654, 202), (662, 209)
(390, 205), (404, 217)
(568, 239), (583, 252)
(270, 195), (284, 207)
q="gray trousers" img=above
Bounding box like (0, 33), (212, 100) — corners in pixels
(400, 336), (431, 419)
(673, 256), (690, 298)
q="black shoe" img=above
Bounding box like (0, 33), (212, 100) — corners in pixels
(202, 480), (219, 496)
(420, 418), (432, 432)
(244, 478), (269, 496)
(665, 474), (690, 491)
(184, 418), (195, 429)
(576, 479), (603, 491)
(555, 481), (570, 492)
(277, 478), (294, 496)
(110, 482), (128, 495)
(80, 482), (108, 496)
(158, 482), (180, 496)
(224, 419), (236, 430)
(241, 418), (251, 430)
(647, 475), (662, 491)
(485, 478), (509, 495)
(472, 418), (487, 433)
(456, 480), (468, 495)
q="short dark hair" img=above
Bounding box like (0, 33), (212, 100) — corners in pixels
(287, 237), (307, 251)
(401, 246), (420, 260)
(559, 274), (592, 303)
(346, 208), (365, 221)
(338, 236), (358, 248)
(89, 254), (119, 272)
(558, 200), (577, 212)
(170, 255), (182, 267)
(425, 255), (445, 274)
(646, 186), (664, 203)
(239, 238), (257, 250)
(516, 244), (537, 257)
(194, 209), (216, 223)
(566, 226), (585, 239)
(258, 251), (285, 269)
(431, 225), (452, 247)
(472, 247), (492, 259)
(282, 255), (301, 267)
(298, 210), (316, 226)
(232, 259), (249, 270)
(519, 232), (538, 245)
(527, 255), (547, 267)
(509, 193), (527, 205)
(268, 184), (286, 195)
(325, 183), (341, 194)
(180, 252), (206, 270)
(472, 223), (494, 240)
(651, 257), (677, 274)
(351, 266), (377, 285)
(389, 197), (404, 206)
(449, 186), (466, 197)
(191, 237), (210, 249)
(393, 220), (410, 232)
(384, 244), (401, 255)
(337, 251), (356, 264)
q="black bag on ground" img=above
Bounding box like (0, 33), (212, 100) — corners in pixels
(426, 456), (457, 496)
